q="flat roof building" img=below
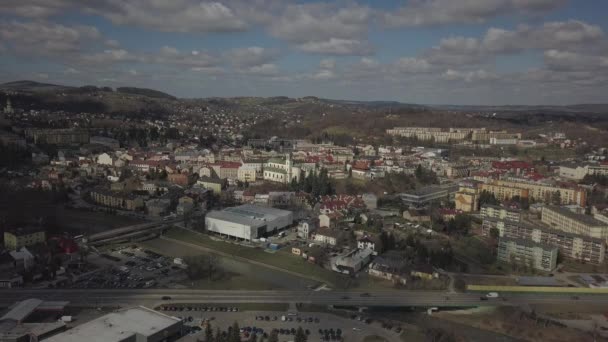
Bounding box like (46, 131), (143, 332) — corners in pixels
(45, 306), (183, 342)
(542, 205), (608, 242)
(497, 237), (558, 272)
(400, 183), (459, 207)
(205, 204), (293, 241)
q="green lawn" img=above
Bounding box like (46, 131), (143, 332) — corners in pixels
(164, 228), (350, 288)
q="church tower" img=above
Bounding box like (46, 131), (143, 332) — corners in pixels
(286, 152), (293, 182)
(4, 98), (14, 114)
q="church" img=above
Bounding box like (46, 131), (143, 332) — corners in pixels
(263, 153), (301, 184)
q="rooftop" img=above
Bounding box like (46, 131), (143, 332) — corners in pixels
(206, 204), (292, 227)
(45, 306), (181, 342)
(544, 205), (607, 227)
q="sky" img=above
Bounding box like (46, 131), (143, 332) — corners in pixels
(1, 0), (608, 105)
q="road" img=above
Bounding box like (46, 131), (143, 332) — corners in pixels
(0, 289), (604, 309)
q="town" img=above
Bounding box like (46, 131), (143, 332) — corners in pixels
(1, 83), (608, 342)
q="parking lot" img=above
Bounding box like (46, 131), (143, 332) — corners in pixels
(67, 245), (188, 289)
(156, 304), (402, 342)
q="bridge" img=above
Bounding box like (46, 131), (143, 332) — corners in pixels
(85, 218), (182, 245)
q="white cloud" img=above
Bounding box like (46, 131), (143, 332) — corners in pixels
(0, 20), (101, 54)
(395, 57), (432, 73)
(311, 69), (336, 80)
(383, 0), (567, 27)
(242, 63), (280, 76)
(319, 59), (336, 70)
(297, 38), (372, 56)
(225, 46), (279, 67)
(442, 69), (498, 82)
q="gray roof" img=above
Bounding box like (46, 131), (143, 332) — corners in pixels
(206, 204), (292, 228)
(544, 205), (607, 227)
(499, 237), (558, 252)
(45, 306), (181, 342)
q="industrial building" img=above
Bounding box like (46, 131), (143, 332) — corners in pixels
(0, 298), (68, 342)
(205, 204), (293, 241)
(45, 306), (183, 342)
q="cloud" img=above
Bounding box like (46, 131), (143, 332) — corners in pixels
(383, 0), (567, 27)
(423, 20), (604, 66)
(442, 69), (498, 82)
(543, 50), (608, 71)
(225, 46), (279, 67)
(310, 69), (336, 80)
(395, 57), (432, 73)
(0, 20), (101, 54)
(319, 59), (336, 70)
(241, 63), (280, 76)
(296, 38), (373, 56)
(269, 3), (373, 56)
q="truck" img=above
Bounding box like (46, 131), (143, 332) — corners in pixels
(281, 315), (286, 321)
(60, 316), (73, 323)
(486, 292), (499, 298)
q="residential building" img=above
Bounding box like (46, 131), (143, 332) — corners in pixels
(319, 212), (342, 229)
(205, 204), (293, 241)
(237, 166), (257, 183)
(454, 180), (481, 212)
(362, 193), (378, 209)
(297, 218), (319, 239)
(559, 163), (608, 180)
(4, 227), (46, 250)
(482, 218), (605, 264)
(332, 248), (373, 275)
(313, 227), (339, 246)
(211, 161), (241, 180)
(167, 172), (190, 186)
(480, 204), (522, 222)
(89, 188), (144, 211)
(368, 251), (408, 285)
(541, 205), (608, 241)
(483, 179), (587, 207)
(24, 128), (90, 145)
(196, 176), (226, 194)
(145, 199), (171, 217)
(497, 238), (558, 272)
(480, 182), (529, 202)
(357, 236), (378, 255)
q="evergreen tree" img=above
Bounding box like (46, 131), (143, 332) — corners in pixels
(295, 326), (307, 342)
(268, 330), (279, 342)
(215, 327), (223, 342)
(205, 323), (213, 342)
(230, 322), (240, 342)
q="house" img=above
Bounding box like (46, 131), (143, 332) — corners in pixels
(176, 196), (195, 216)
(368, 251), (409, 285)
(167, 172), (190, 186)
(4, 227), (46, 250)
(357, 236), (378, 255)
(146, 199), (171, 217)
(409, 264), (439, 280)
(237, 166), (257, 183)
(313, 227), (339, 246)
(319, 212), (343, 229)
(89, 188), (145, 211)
(332, 248), (373, 275)
(96, 152), (114, 166)
(196, 176), (226, 194)
(438, 208), (461, 221)
(297, 218), (319, 239)
(403, 209), (431, 223)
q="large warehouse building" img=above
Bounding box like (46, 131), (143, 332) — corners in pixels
(205, 204), (293, 241)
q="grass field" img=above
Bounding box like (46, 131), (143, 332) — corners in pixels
(164, 228), (350, 288)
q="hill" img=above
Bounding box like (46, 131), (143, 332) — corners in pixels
(116, 87), (176, 100)
(0, 80), (74, 93)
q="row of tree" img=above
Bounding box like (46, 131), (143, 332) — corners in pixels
(288, 168), (334, 198)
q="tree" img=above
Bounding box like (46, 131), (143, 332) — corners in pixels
(551, 190), (562, 205)
(205, 323), (213, 342)
(268, 330), (279, 342)
(479, 190), (500, 206)
(489, 227), (500, 240)
(230, 322), (240, 342)
(295, 327), (307, 342)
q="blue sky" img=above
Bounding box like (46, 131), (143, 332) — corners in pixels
(1, 0), (608, 105)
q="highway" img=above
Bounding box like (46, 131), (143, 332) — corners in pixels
(0, 289), (605, 308)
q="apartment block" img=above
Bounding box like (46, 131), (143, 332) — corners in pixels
(4, 227), (46, 250)
(482, 217), (605, 264)
(480, 204), (522, 222)
(482, 179), (586, 207)
(497, 237), (558, 272)
(541, 205), (608, 241)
